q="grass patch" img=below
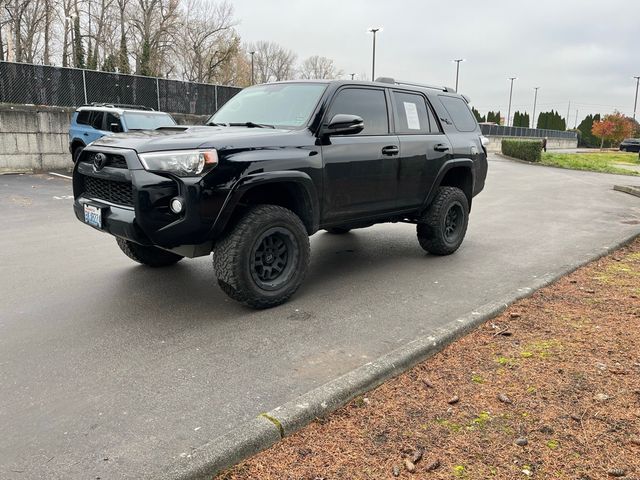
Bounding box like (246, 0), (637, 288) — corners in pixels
(541, 152), (640, 175)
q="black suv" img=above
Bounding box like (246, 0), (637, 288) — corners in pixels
(73, 79), (488, 308)
(619, 138), (640, 152)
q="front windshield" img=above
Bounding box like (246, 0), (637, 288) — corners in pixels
(209, 83), (328, 129)
(123, 112), (176, 130)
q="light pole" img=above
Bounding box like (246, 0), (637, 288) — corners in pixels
(249, 51), (256, 85)
(350, 73), (356, 80)
(507, 77), (517, 127)
(453, 59), (464, 92)
(633, 76), (640, 120)
(532, 87), (539, 129)
(368, 27), (381, 81)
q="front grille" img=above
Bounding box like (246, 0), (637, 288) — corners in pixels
(82, 176), (134, 206)
(82, 152), (127, 169)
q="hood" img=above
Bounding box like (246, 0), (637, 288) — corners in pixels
(92, 125), (301, 153)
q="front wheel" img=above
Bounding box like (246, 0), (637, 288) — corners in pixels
(116, 238), (183, 267)
(213, 205), (310, 309)
(417, 186), (469, 255)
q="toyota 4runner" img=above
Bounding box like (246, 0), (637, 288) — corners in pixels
(72, 78), (488, 308)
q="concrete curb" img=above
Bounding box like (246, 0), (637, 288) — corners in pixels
(170, 230), (640, 480)
(614, 184), (640, 198)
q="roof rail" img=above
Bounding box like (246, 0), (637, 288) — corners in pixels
(83, 102), (155, 111)
(375, 77), (455, 93)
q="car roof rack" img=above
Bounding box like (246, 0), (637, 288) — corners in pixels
(375, 77), (455, 93)
(82, 103), (156, 111)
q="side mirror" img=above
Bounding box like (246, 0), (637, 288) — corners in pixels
(326, 114), (364, 135)
(109, 122), (122, 133)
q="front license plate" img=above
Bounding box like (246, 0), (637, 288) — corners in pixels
(84, 204), (102, 229)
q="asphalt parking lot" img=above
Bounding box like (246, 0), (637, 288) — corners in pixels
(1, 156), (640, 479)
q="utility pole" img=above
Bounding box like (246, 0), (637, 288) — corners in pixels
(453, 59), (464, 92)
(507, 77), (517, 127)
(566, 101), (571, 129)
(532, 87), (539, 129)
(368, 28), (381, 81)
(633, 76), (640, 120)
(574, 109), (578, 129)
(249, 51), (256, 85)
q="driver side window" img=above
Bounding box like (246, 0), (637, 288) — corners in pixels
(327, 88), (389, 135)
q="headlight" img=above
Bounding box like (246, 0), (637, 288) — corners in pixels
(480, 135), (490, 147)
(138, 149), (218, 176)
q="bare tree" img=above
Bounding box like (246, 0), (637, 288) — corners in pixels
(130, 0), (180, 76)
(248, 40), (296, 83)
(298, 55), (341, 80)
(178, 0), (237, 83)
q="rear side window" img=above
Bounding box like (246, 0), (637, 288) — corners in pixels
(327, 88), (388, 135)
(392, 91), (430, 134)
(76, 111), (91, 125)
(439, 96), (477, 132)
(90, 111), (104, 130)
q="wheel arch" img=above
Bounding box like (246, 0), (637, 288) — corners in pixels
(213, 171), (320, 237)
(424, 159), (475, 211)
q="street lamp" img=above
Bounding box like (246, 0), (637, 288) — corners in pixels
(368, 27), (382, 81)
(249, 51), (256, 85)
(453, 59), (464, 92)
(507, 77), (517, 127)
(532, 87), (540, 129)
(350, 73), (356, 80)
(633, 76), (640, 120)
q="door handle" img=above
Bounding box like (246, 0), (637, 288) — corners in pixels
(382, 145), (399, 156)
(434, 144), (450, 152)
(83, 132), (89, 136)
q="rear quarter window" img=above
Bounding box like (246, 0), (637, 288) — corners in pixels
(439, 96), (477, 132)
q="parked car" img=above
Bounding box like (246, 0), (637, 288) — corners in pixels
(68, 104), (176, 162)
(619, 138), (640, 152)
(72, 78), (488, 308)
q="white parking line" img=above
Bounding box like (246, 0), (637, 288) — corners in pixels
(48, 172), (72, 180)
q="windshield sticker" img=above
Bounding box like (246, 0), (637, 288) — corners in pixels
(404, 102), (420, 130)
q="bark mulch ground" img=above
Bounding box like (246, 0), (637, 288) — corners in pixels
(220, 238), (640, 480)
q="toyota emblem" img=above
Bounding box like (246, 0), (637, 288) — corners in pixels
(93, 153), (108, 170)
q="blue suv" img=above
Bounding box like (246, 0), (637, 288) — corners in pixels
(69, 104), (177, 162)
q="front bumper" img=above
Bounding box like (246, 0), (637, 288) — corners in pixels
(72, 146), (221, 252)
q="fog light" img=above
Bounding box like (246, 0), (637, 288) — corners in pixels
(170, 197), (184, 214)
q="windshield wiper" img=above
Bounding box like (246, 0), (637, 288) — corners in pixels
(206, 121), (229, 127)
(228, 121), (275, 129)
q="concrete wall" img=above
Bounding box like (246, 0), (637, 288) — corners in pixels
(484, 135), (577, 153)
(0, 104), (208, 173)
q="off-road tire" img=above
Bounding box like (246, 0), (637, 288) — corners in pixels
(116, 238), (184, 267)
(213, 204), (310, 309)
(325, 227), (351, 234)
(417, 186), (469, 256)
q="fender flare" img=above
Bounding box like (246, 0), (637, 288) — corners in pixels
(212, 171), (320, 236)
(423, 158), (475, 210)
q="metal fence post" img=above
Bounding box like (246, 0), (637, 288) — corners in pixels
(82, 69), (88, 104)
(156, 78), (161, 111)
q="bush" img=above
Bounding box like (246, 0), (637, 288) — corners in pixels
(501, 139), (543, 162)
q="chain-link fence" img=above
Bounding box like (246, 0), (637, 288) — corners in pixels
(0, 61), (241, 115)
(479, 123), (577, 140)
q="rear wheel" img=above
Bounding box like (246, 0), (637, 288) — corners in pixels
(213, 205), (310, 309)
(325, 227), (351, 234)
(417, 186), (469, 255)
(116, 238), (183, 267)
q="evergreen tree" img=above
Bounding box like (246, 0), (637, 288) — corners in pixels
(102, 54), (117, 72)
(471, 107), (484, 123)
(138, 40), (153, 76)
(73, 16), (85, 68)
(577, 114), (601, 147)
(118, 34), (130, 74)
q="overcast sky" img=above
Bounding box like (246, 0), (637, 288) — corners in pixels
(231, 0), (640, 125)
